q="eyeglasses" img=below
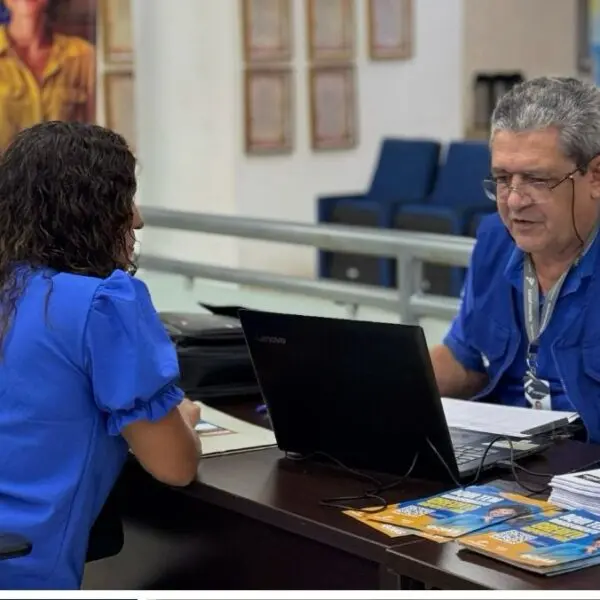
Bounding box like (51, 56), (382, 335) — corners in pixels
(482, 167), (580, 203)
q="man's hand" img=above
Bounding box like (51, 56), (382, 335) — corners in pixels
(430, 344), (488, 399)
(178, 398), (201, 429)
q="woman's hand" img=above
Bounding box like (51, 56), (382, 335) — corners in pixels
(178, 398), (201, 429)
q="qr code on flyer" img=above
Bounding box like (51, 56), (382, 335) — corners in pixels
(397, 505), (433, 517)
(492, 530), (536, 544)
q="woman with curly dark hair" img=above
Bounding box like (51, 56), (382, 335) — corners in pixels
(0, 121), (201, 589)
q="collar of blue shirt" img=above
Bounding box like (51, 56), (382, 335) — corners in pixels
(503, 228), (600, 297)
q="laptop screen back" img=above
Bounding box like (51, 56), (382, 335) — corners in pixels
(239, 309), (457, 479)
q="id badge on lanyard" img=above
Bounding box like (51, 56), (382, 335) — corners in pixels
(524, 346), (551, 410)
(522, 260), (565, 411)
(522, 226), (597, 409)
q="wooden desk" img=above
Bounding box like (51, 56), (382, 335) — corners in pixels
(385, 536), (600, 591)
(83, 446), (444, 590)
(384, 440), (600, 591)
(83, 402), (600, 590)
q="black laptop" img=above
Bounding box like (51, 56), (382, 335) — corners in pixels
(238, 309), (548, 484)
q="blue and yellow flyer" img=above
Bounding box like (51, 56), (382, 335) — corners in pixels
(458, 508), (600, 575)
(368, 485), (555, 538)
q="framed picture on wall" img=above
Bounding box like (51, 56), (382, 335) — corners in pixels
(102, 0), (133, 64)
(367, 0), (413, 60)
(306, 0), (355, 62)
(104, 73), (135, 148)
(309, 66), (357, 151)
(244, 68), (293, 155)
(241, 0), (293, 63)
(55, 0), (97, 41)
(578, 0), (593, 74)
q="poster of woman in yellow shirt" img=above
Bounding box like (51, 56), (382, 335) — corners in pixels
(0, 0), (96, 150)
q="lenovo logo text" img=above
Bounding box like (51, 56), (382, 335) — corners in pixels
(256, 336), (287, 345)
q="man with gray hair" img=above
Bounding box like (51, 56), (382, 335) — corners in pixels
(430, 76), (600, 441)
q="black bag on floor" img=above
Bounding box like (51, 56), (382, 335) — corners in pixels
(160, 305), (259, 401)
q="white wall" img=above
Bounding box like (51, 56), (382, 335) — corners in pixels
(132, 0), (239, 267)
(463, 0), (579, 130)
(133, 0), (465, 276)
(236, 0), (466, 277)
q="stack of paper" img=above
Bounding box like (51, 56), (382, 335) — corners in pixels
(442, 398), (579, 438)
(549, 469), (600, 515)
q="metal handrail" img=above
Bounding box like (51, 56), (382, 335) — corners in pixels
(137, 254), (461, 321)
(141, 208), (474, 267)
(139, 207), (473, 322)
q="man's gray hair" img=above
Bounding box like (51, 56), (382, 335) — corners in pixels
(491, 76), (600, 167)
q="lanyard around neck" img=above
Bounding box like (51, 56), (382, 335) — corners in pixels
(522, 225), (598, 345)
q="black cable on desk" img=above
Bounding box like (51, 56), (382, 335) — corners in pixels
(286, 450), (420, 512)
(298, 432), (590, 512)
(425, 435), (516, 488)
(314, 433), (547, 512)
(304, 435), (547, 513)
(426, 435), (553, 494)
(498, 456), (600, 488)
(285, 450), (382, 488)
(343, 451), (421, 514)
(503, 459), (551, 494)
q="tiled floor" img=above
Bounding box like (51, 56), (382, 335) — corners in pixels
(138, 270), (450, 347)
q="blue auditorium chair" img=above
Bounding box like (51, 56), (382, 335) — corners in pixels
(392, 141), (492, 296)
(317, 138), (441, 287)
(467, 208), (495, 238)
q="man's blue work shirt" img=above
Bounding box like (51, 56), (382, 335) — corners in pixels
(444, 216), (600, 413)
(0, 268), (183, 589)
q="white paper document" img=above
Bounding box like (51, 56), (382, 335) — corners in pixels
(550, 469), (600, 515)
(442, 397), (578, 438)
(194, 403), (277, 457)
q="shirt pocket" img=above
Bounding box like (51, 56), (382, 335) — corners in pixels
(0, 79), (29, 148)
(568, 344), (600, 440)
(0, 78), (27, 101)
(46, 86), (88, 121)
(469, 317), (511, 375)
(582, 344), (600, 383)
(0, 79), (28, 120)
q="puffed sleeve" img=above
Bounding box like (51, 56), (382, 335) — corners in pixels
(84, 270), (184, 436)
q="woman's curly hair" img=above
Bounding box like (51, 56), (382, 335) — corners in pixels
(0, 120), (137, 344)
